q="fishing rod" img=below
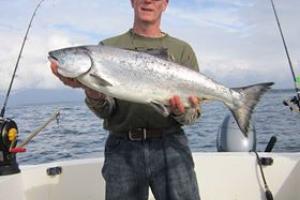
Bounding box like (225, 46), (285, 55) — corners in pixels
(269, 0), (300, 109)
(9, 111), (60, 153)
(0, 0), (46, 118)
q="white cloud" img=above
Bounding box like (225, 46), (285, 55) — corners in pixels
(0, 0), (299, 92)
(165, 0), (300, 88)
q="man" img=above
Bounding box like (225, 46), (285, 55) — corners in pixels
(51, 0), (201, 199)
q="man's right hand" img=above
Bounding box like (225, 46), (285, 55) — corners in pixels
(50, 61), (82, 88)
(50, 61), (106, 100)
(85, 88), (106, 101)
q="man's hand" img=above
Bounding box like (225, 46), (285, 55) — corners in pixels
(50, 61), (82, 88)
(49, 61), (106, 101)
(85, 88), (106, 101)
(169, 95), (200, 114)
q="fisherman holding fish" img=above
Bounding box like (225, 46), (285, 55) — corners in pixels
(50, 0), (202, 199)
(49, 0), (273, 199)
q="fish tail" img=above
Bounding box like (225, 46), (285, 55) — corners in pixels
(228, 82), (274, 136)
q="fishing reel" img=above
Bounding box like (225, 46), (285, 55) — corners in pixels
(0, 118), (21, 175)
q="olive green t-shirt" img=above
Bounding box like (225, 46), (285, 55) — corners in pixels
(87, 29), (199, 132)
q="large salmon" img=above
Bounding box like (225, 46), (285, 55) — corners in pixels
(48, 45), (273, 135)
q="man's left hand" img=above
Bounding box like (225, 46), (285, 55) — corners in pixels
(169, 95), (200, 114)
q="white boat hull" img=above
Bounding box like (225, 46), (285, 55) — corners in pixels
(1, 152), (299, 200)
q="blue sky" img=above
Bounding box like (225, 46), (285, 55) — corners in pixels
(0, 0), (299, 95)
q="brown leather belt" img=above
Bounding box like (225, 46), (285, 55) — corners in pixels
(111, 127), (182, 141)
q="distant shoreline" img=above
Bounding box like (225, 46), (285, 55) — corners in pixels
(1, 88), (296, 108)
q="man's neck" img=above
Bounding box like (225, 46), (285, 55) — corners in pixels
(132, 21), (163, 38)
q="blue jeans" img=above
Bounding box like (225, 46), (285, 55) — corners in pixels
(102, 132), (201, 200)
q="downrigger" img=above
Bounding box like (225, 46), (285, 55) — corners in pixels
(0, 117), (24, 175)
(0, 111), (60, 176)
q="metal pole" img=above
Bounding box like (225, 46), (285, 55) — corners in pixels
(269, 0), (300, 108)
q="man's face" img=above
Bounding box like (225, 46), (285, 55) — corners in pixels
(131, 0), (168, 24)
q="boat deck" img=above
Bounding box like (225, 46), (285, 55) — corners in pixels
(1, 152), (299, 200)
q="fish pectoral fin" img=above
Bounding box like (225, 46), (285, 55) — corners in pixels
(150, 101), (170, 117)
(89, 74), (113, 87)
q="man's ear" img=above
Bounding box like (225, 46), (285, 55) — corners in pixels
(162, 0), (169, 12)
(130, 0), (134, 8)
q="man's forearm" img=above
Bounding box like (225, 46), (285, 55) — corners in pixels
(85, 96), (116, 119)
(171, 107), (201, 125)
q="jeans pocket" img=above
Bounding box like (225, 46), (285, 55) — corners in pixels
(169, 133), (195, 167)
(102, 135), (122, 181)
(171, 134), (190, 151)
(105, 135), (122, 154)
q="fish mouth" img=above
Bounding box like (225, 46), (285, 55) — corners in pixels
(48, 54), (59, 66)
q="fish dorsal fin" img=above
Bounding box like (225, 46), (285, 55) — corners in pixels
(89, 73), (113, 87)
(126, 48), (170, 61)
(143, 48), (169, 61)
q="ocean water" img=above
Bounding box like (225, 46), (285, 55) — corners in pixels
(4, 90), (300, 165)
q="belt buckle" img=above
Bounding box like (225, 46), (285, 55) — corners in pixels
(128, 128), (147, 141)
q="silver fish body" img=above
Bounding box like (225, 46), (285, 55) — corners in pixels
(49, 45), (273, 135)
